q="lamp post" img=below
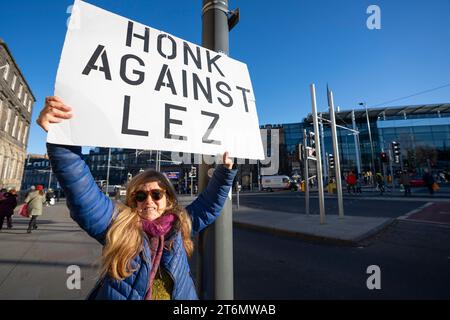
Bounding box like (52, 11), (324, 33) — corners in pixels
(105, 148), (111, 196)
(359, 102), (376, 181)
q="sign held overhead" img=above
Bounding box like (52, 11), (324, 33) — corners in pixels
(49, 0), (265, 160)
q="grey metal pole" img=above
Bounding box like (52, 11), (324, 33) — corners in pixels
(105, 148), (111, 196)
(200, 0), (234, 300)
(388, 148), (394, 192)
(363, 103), (376, 179)
(310, 84), (325, 224)
(236, 181), (240, 209)
(257, 161), (261, 191)
(319, 114), (328, 183)
(48, 167), (52, 190)
(303, 129), (310, 216)
(351, 110), (361, 175)
(329, 90), (344, 218)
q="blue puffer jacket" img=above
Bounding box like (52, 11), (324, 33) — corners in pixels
(47, 143), (237, 300)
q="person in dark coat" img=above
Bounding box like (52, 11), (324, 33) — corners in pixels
(400, 170), (412, 196)
(0, 189), (18, 230)
(422, 169), (435, 195)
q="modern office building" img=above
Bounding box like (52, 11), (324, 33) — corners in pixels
(263, 103), (450, 180)
(0, 38), (36, 190)
(21, 154), (59, 191)
(86, 147), (197, 193)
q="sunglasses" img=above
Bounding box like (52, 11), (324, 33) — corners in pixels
(134, 189), (166, 202)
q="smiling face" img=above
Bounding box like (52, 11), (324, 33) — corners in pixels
(135, 181), (168, 221)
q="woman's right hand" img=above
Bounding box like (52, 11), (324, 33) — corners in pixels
(36, 96), (73, 132)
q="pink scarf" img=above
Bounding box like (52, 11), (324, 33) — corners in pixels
(141, 212), (177, 300)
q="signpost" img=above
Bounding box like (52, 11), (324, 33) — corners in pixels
(327, 88), (344, 218)
(310, 84), (326, 224)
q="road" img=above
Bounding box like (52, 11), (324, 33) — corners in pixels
(203, 191), (450, 299)
(0, 194), (449, 299)
(232, 220), (450, 299)
(235, 190), (427, 218)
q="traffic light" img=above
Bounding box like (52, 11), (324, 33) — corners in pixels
(329, 154), (335, 169)
(308, 131), (316, 157)
(392, 141), (400, 164)
(380, 152), (388, 163)
(189, 166), (197, 178)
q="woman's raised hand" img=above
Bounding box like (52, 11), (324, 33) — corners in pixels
(36, 96), (73, 132)
(222, 152), (234, 170)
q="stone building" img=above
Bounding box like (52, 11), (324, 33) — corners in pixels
(0, 38), (35, 190)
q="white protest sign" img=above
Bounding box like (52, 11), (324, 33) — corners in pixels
(48, 0), (265, 160)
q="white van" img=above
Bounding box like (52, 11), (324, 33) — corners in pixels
(261, 175), (291, 192)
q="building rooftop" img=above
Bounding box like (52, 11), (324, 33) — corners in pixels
(0, 38), (36, 101)
(304, 103), (450, 122)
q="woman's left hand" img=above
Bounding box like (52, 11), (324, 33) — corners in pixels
(223, 152), (234, 170)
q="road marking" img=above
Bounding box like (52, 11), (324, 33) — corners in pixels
(397, 202), (434, 220)
(400, 218), (450, 228)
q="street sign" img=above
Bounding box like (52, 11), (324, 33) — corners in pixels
(165, 171), (180, 180)
(48, 0), (264, 160)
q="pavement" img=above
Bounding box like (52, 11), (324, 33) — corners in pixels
(0, 203), (101, 299)
(231, 205), (396, 245)
(1, 191), (449, 299)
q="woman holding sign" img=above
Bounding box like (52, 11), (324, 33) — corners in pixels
(37, 96), (237, 300)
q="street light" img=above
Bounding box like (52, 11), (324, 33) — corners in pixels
(359, 102), (376, 180)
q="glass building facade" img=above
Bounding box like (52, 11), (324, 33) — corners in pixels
(261, 103), (450, 178)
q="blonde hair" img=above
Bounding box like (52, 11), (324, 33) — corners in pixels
(100, 170), (193, 280)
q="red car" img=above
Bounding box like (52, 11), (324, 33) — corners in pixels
(410, 177), (425, 187)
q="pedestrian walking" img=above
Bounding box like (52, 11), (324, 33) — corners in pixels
(422, 169), (435, 195)
(356, 174), (362, 194)
(376, 173), (385, 195)
(400, 170), (412, 196)
(0, 188), (7, 201)
(37, 96), (237, 300)
(24, 185), (46, 233)
(346, 171), (357, 194)
(0, 189), (18, 230)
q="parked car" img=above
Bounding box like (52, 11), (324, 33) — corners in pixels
(410, 176), (425, 187)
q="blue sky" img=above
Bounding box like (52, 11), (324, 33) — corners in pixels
(1, 0), (449, 155)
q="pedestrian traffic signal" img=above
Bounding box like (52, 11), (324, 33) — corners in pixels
(380, 152), (388, 163)
(189, 166), (196, 178)
(392, 141), (400, 164)
(308, 131), (316, 157)
(329, 154), (335, 169)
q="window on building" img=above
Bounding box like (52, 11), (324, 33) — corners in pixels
(17, 120), (23, 141)
(11, 114), (18, 137)
(18, 83), (23, 100)
(2, 62), (9, 80)
(27, 100), (32, 112)
(2, 157), (10, 180)
(23, 93), (28, 106)
(22, 125), (29, 144)
(4, 108), (12, 132)
(11, 74), (17, 91)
